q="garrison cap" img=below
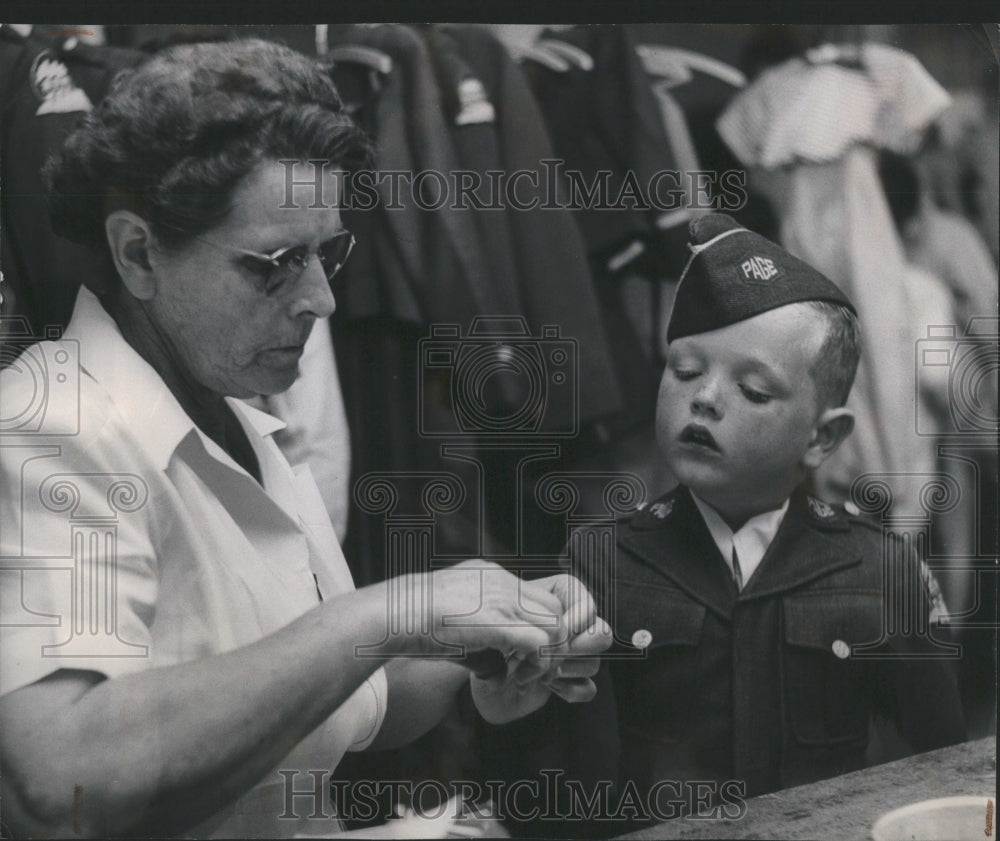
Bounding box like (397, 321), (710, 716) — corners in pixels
(666, 214), (856, 343)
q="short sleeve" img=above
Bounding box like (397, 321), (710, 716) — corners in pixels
(0, 428), (159, 696)
(348, 665), (387, 751)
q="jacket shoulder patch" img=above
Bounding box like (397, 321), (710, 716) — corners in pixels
(31, 51), (92, 115)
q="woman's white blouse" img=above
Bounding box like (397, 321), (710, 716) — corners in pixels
(0, 286), (386, 837)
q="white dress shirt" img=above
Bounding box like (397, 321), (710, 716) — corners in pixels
(0, 287), (385, 837)
(690, 493), (790, 589)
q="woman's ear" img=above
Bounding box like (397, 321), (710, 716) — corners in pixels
(802, 407), (855, 470)
(104, 211), (158, 300)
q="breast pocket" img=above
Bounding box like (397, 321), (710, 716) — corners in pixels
(610, 580), (708, 731)
(612, 579), (707, 651)
(782, 591), (882, 746)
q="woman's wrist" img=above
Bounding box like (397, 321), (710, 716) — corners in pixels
(344, 575), (431, 658)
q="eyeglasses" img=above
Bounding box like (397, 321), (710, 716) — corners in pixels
(197, 229), (356, 295)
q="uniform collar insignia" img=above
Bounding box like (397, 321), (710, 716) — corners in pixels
(649, 500), (674, 519)
(629, 489), (682, 529)
(807, 495), (836, 519)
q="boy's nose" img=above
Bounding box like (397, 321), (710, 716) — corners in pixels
(691, 381), (722, 419)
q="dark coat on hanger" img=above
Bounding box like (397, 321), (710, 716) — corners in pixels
(0, 27), (143, 333)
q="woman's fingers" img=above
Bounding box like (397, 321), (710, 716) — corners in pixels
(568, 617), (613, 655)
(534, 573), (597, 638)
(425, 565), (611, 674)
(427, 563), (566, 661)
(542, 676), (598, 704)
(514, 617), (610, 687)
(552, 655), (601, 679)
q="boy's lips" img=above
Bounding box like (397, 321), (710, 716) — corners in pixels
(678, 423), (721, 452)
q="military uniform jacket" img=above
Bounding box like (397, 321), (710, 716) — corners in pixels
(573, 484), (966, 799)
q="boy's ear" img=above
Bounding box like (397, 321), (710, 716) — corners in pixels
(802, 407), (855, 470)
(104, 210), (158, 301)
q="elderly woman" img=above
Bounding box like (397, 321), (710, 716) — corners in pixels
(0, 40), (607, 838)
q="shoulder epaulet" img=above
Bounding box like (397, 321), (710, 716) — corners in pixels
(838, 498), (884, 535)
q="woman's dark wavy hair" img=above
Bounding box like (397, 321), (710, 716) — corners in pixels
(45, 38), (372, 257)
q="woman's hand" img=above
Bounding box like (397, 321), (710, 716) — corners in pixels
(468, 573), (613, 724)
(384, 561), (571, 662)
(359, 566), (611, 748)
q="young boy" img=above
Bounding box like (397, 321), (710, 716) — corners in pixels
(479, 213), (966, 835)
(586, 211), (967, 802)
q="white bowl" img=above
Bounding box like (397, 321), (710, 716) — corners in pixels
(871, 796), (995, 841)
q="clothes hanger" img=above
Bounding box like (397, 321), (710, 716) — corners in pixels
(511, 41), (571, 72)
(636, 44), (746, 89)
(535, 38), (595, 71)
(326, 44), (394, 76)
(322, 39), (394, 102)
(3, 23), (34, 37)
(805, 42), (866, 70)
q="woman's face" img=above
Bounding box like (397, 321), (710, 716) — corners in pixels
(145, 159), (343, 398)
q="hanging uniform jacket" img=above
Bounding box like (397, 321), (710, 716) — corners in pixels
(325, 26), (499, 584)
(433, 24), (625, 430)
(520, 25), (691, 428)
(327, 23), (495, 325)
(0, 27), (143, 333)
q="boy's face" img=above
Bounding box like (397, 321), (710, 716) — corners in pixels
(656, 303), (828, 523)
